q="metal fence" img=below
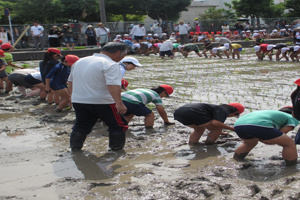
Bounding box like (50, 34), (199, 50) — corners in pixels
(1, 17), (299, 49)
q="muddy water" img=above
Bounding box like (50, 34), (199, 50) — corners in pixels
(1, 51), (300, 199)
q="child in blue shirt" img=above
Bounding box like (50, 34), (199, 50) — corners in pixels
(45, 55), (79, 112)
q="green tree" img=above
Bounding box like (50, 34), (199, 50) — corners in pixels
(232, 0), (275, 26)
(142, 0), (191, 21)
(285, 0), (300, 17)
(105, 0), (146, 21)
(199, 3), (236, 20)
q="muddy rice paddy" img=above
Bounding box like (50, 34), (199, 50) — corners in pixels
(1, 49), (300, 200)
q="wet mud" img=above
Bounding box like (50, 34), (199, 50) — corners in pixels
(1, 49), (300, 199)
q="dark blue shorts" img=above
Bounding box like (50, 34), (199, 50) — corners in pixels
(50, 81), (67, 90)
(24, 74), (42, 85)
(234, 47), (243, 52)
(234, 125), (283, 140)
(123, 101), (152, 116)
(0, 70), (7, 79)
(160, 50), (174, 57)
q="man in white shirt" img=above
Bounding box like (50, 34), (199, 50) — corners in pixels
(130, 23), (146, 42)
(95, 23), (109, 46)
(31, 21), (44, 51)
(178, 20), (189, 45)
(153, 23), (163, 38)
(68, 42), (128, 151)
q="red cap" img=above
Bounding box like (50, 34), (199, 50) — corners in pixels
(228, 103), (244, 114)
(295, 79), (300, 86)
(0, 50), (5, 57)
(176, 32), (179, 35)
(47, 48), (61, 55)
(160, 84), (173, 96)
(211, 32), (214, 34)
(0, 40), (3, 43)
(223, 32), (227, 34)
(234, 31), (238, 34)
(121, 79), (128, 88)
(1, 43), (11, 50)
(65, 55), (79, 66)
(189, 32), (194, 35)
(217, 31), (222, 34)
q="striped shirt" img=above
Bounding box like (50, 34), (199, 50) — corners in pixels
(121, 89), (163, 105)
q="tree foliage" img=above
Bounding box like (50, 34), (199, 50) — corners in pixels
(285, 0), (300, 17)
(142, 0), (192, 21)
(199, 3), (236, 20)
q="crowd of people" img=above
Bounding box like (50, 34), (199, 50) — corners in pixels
(1, 19), (300, 167)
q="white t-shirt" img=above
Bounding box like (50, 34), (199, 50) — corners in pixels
(68, 53), (121, 104)
(160, 41), (173, 51)
(31, 25), (44, 37)
(0, 32), (10, 43)
(95, 27), (108, 36)
(130, 25), (146, 36)
(31, 72), (42, 81)
(178, 24), (189, 35)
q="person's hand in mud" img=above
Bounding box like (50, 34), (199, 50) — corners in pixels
(164, 121), (175, 126)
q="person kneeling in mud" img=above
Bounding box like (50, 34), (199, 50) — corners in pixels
(211, 46), (230, 59)
(121, 85), (175, 128)
(174, 103), (244, 145)
(233, 107), (299, 166)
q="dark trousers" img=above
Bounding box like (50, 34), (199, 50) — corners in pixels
(179, 34), (188, 45)
(134, 35), (144, 42)
(70, 103), (128, 150)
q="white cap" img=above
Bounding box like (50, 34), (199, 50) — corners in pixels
(132, 43), (141, 49)
(294, 46), (300, 51)
(198, 36), (204, 42)
(147, 33), (152, 36)
(148, 43), (152, 48)
(281, 47), (290, 53)
(254, 45), (261, 52)
(259, 30), (263, 32)
(178, 45), (185, 50)
(212, 47), (219, 54)
(280, 29), (286, 31)
(116, 34), (122, 38)
(215, 37), (220, 42)
(224, 43), (230, 49)
(288, 28), (291, 30)
(273, 29), (278, 32)
(154, 33), (158, 37)
(162, 33), (167, 35)
(241, 31), (245, 33)
(254, 30), (259, 33)
(168, 38), (177, 43)
(120, 57), (143, 67)
(253, 33), (260, 37)
(124, 34), (129, 36)
(267, 45), (276, 50)
(246, 30), (251, 33)
(262, 29), (266, 31)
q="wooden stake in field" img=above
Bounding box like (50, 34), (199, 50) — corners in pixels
(13, 25), (30, 47)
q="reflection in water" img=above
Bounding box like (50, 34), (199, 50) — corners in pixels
(174, 145), (221, 160)
(71, 150), (125, 180)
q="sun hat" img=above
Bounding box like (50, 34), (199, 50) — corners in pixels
(65, 55), (79, 66)
(121, 79), (129, 89)
(294, 46), (300, 51)
(224, 43), (230, 49)
(198, 36), (204, 42)
(267, 45), (276, 51)
(120, 57), (143, 67)
(281, 47), (290, 53)
(254, 45), (261, 52)
(0, 50), (5, 57)
(47, 48), (61, 56)
(228, 103), (244, 114)
(253, 33), (260, 37)
(97, 23), (104, 26)
(1, 43), (11, 50)
(159, 84), (173, 96)
(178, 45), (185, 50)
